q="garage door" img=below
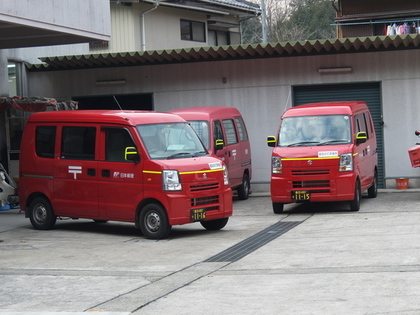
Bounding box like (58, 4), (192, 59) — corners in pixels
(293, 82), (384, 188)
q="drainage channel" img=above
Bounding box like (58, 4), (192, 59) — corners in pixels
(204, 220), (302, 263)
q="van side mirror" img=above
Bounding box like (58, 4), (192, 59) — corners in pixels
(215, 139), (224, 151)
(356, 132), (367, 145)
(267, 136), (277, 147)
(125, 147), (140, 163)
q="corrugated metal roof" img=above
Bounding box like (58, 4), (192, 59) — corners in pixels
(27, 34), (420, 72)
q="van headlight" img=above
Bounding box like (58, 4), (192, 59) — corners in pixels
(339, 153), (353, 172)
(223, 165), (229, 186)
(272, 156), (282, 174)
(163, 170), (182, 191)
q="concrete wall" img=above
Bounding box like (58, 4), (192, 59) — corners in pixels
(0, 0), (110, 42)
(26, 49), (420, 188)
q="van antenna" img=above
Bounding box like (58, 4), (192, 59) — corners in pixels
(282, 90), (292, 114)
(112, 95), (123, 110)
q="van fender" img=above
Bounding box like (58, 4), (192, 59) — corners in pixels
(134, 189), (170, 228)
(21, 184), (53, 218)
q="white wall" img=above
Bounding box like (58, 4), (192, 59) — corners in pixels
(26, 49), (420, 187)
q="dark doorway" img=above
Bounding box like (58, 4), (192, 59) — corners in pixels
(293, 82), (384, 188)
(72, 93), (153, 110)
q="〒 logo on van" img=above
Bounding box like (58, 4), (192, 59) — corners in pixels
(68, 166), (82, 179)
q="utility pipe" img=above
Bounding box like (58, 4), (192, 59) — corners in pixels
(141, 0), (160, 51)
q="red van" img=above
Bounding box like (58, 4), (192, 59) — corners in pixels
(169, 106), (252, 199)
(267, 101), (378, 212)
(19, 110), (232, 239)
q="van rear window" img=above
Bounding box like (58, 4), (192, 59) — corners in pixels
(36, 126), (56, 158)
(61, 126), (96, 160)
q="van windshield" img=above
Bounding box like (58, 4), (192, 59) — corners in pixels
(279, 115), (351, 147)
(137, 122), (208, 159)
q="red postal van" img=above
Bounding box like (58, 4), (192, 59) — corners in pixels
(169, 106), (252, 200)
(19, 110), (232, 239)
(267, 101), (378, 213)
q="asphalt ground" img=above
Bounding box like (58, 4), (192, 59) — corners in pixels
(1, 189), (420, 314)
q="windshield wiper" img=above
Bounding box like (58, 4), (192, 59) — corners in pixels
(287, 141), (320, 147)
(317, 139), (349, 146)
(192, 151), (207, 157)
(166, 152), (192, 159)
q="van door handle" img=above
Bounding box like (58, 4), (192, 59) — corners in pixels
(87, 168), (96, 176)
(102, 169), (110, 178)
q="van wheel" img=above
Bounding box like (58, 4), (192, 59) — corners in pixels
(367, 171), (378, 198)
(139, 203), (171, 239)
(237, 173), (250, 200)
(273, 202), (284, 214)
(349, 181), (361, 211)
(201, 217), (229, 230)
(29, 197), (57, 230)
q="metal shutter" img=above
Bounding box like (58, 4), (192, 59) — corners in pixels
(293, 82), (384, 188)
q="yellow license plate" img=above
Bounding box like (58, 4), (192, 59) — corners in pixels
(292, 190), (310, 200)
(191, 208), (206, 221)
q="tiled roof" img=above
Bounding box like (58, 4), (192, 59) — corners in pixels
(204, 0), (261, 12)
(27, 34), (420, 71)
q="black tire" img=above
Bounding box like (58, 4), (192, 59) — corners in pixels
(200, 217), (229, 230)
(349, 181), (361, 211)
(28, 197), (57, 230)
(139, 203), (171, 239)
(273, 202), (284, 214)
(367, 171), (378, 198)
(237, 173), (250, 200)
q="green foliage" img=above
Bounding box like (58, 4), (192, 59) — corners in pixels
(241, 17), (263, 44)
(240, 0), (337, 44)
(281, 0), (336, 41)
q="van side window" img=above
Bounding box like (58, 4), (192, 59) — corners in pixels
(364, 112), (374, 138)
(36, 126), (56, 158)
(355, 114), (369, 139)
(235, 117), (248, 142)
(222, 119), (238, 145)
(214, 120), (224, 143)
(61, 126), (96, 160)
(105, 128), (136, 162)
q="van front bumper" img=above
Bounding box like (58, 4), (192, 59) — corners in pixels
(270, 172), (356, 203)
(166, 186), (233, 226)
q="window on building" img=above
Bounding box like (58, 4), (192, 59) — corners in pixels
(208, 30), (230, 46)
(181, 19), (206, 42)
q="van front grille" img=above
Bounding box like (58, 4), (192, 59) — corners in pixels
(191, 183), (219, 192)
(291, 169), (329, 176)
(191, 195), (219, 207)
(293, 180), (330, 188)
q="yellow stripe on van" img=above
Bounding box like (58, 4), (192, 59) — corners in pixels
(143, 170), (162, 174)
(282, 157), (340, 161)
(180, 169), (223, 175)
(143, 169), (223, 175)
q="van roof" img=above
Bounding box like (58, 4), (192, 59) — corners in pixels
(169, 106), (241, 120)
(27, 110), (187, 125)
(282, 101), (368, 118)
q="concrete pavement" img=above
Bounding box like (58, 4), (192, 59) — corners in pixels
(1, 190), (420, 314)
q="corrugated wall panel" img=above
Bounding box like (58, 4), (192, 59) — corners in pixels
(293, 82), (384, 188)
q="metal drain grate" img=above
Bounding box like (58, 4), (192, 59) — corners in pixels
(204, 221), (302, 263)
